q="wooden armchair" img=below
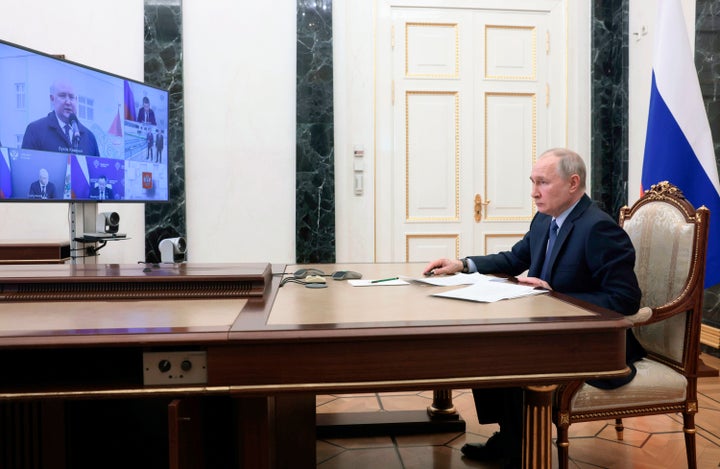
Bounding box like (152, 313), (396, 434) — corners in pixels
(553, 181), (710, 469)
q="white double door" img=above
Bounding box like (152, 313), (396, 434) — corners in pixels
(375, 1), (568, 262)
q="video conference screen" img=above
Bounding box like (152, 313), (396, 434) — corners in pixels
(0, 38), (169, 202)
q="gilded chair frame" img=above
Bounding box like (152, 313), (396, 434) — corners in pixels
(552, 181), (710, 469)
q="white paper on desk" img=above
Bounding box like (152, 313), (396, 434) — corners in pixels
(349, 279), (410, 287)
(432, 280), (547, 302)
(408, 272), (493, 286)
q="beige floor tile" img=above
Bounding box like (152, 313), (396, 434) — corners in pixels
(320, 435), (396, 450)
(394, 432), (465, 447)
(397, 445), (502, 468)
(380, 393), (433, 411)
(317, 395), (381, 414)
(317, 447), (403, 468)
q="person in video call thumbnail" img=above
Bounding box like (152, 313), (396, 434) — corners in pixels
(155, 129), (164, 163)
(28, 168), (56, 199)
(146, 128), (154, 160)
(90, 175), (113, 200)
(137, 96), (156, 125)
(21, 79), (100, 156)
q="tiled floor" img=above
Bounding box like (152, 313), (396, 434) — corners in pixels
(316, 353), (720, 468)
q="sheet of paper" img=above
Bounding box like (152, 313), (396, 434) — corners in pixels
(404, 272), (493, 286)
(432, 280), (547, 302)
(349, 279), (410, 287)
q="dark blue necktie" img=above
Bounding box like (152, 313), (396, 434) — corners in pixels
(541, 219), (558, 281)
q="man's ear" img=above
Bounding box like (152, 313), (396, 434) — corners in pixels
(568, 174), (581, 192)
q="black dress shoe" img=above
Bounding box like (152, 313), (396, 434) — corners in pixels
(461, 432), (507, 461)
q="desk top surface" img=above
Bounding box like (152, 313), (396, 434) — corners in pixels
(269, 263), (595, 326)
(0, 263), (628, 348)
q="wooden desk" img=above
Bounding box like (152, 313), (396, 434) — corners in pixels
(0, 262), (630, 469)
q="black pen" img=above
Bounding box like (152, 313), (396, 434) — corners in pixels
(371, 277), (399, 283)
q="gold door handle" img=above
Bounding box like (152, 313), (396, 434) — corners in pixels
(474, 194), (490, 222)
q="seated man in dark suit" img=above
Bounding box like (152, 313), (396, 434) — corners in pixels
(28, 168), (56, 199)
(424, 148), (644, 468)
(21, 79), (100, 156)
(137, 96), (157, 126)
(90, 175), (113, 201)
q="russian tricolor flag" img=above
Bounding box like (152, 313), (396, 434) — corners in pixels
(642, 0), (720, 288)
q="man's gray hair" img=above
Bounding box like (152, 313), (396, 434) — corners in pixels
(540, 148), (586, 189)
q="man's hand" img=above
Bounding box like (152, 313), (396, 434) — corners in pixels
(422, 258), (463, 276)
(516, 276), (552, 290)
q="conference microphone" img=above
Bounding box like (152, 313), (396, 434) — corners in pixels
(69, 113), (81, 147)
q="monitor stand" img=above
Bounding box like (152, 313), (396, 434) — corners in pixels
(69, 201), (98, 265)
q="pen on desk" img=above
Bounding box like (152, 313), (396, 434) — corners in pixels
(371, 277), (399, 283)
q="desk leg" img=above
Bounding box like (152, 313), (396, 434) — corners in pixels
(236, 394), (316, 469)
(427, 389), (457, 418)
(522, 385), (557, 469)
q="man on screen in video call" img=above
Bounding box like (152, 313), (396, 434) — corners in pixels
(137, 96), (156, 126)
(423, 148), (646, 468)
(28, 168), (56, 199)
(21, 79), (100, 156)
(90, 175), (113, 201)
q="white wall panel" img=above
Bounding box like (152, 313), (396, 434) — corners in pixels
(406, 234), (459, 262)
(406, 91), (459, 221)
(406, 23), (459, 77)
(485, 26), (536, 80)
(484, 93), (536, 220)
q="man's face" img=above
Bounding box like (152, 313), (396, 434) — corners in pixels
(98, 179), (107, 189)
(50, 82), (77, 122)
(529, 155), (578, 218)
(39, 171), (48, 185)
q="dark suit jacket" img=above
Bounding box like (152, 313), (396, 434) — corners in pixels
(28, 181), (57, 199)
(138, 108), (156, 125)
(21, 112), (100, 156)
(469, 194), (646, 386)
(90, 187), (113, 200)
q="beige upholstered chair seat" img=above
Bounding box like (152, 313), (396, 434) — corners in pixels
(571, 358), (687, 412)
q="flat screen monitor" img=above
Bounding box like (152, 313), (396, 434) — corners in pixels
(0, 38), (169, 202)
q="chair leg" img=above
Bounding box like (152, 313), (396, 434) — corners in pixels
(555, 423), (570, 469)
(683, 412), (697, 469)
(614, 418), (624, 441)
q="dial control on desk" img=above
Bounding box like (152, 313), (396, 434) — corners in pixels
(143, 351), (207, 385)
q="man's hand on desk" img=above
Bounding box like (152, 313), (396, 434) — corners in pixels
(515, 276), (552, 291)
(422, 258), (463, 276)
(422, 258), (553, 291)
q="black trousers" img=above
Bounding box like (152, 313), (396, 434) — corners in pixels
(472, 387), (524, 453)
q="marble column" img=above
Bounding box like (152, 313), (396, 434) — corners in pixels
(143, 0), (186, 263)
(591, 1), (630, 220)
(296, 0), (335, 263)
